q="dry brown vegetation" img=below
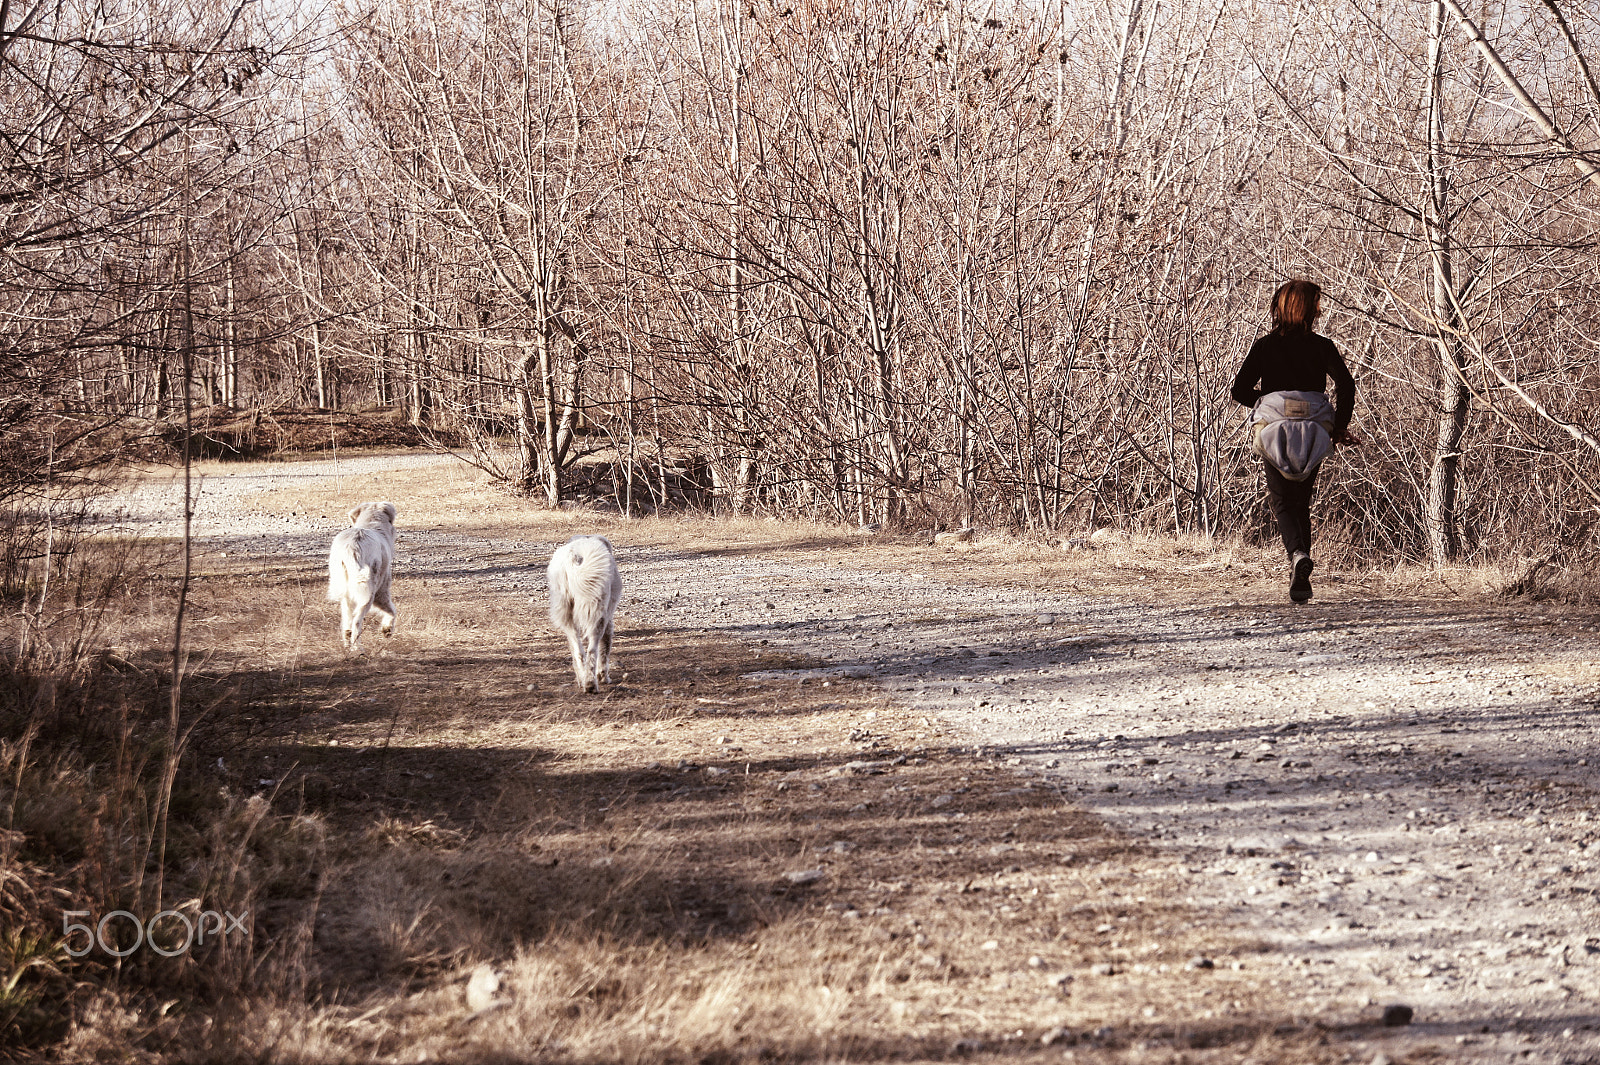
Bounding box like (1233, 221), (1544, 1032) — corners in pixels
(140, 407), (463, 461)
(0, 455), (1435, 1062)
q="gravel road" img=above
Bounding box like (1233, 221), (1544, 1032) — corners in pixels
(107, 453), (1600, 1064)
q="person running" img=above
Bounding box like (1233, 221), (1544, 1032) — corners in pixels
(1231, 280), (1357, 604)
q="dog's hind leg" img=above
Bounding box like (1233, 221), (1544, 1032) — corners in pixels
(347, 590), (374, 655)
(578, 622), (605, 694)
(599, 617), (614, 683)
(373, 577), (397, 636)
(582, 629), (600, 694)
(339, 594), (355, 649)
(564, 629), (590, 690)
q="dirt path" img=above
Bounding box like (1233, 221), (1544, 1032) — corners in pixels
(111, 453), (1600, 1063)
(623, 545), (1600, 1063)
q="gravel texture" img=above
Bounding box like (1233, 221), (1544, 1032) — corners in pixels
(105, 453), (1600, 1063)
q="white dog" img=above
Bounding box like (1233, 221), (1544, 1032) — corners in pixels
(327, 501), (397, 653)
(547, 534), (621, 693)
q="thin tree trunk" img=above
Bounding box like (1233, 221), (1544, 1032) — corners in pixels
(721, 0), (758, 513)
(222, 244), (238, 406)
(514, 341), (540, 495)
(1425, 0), (1471, 564)
(539, 326), (562, 506)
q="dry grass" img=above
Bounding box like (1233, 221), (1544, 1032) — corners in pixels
(0, 557), (329, 1060)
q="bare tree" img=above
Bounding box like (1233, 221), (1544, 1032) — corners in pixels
(344, 0), (611, 502)
(0, 0), (303, 496)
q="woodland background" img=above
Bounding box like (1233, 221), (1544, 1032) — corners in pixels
(5, 0), (1600, 564)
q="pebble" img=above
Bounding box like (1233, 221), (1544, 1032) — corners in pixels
(1187, 956), (1214, 970)
(1089, 962), (1116, 976)
(782, 869), (824, 885)
(465, 965), (501, 1013)
(1381, 1004), (1414, 1027)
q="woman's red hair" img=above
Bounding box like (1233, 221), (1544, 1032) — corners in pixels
(1271, 280), (1321, 334)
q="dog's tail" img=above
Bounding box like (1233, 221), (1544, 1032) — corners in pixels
(329, 554), (375, 601)
(549, 540), (618, 628)
(571, 549), (615, 597)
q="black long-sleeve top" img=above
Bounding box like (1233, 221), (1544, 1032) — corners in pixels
(1230, 329), (1356, 434)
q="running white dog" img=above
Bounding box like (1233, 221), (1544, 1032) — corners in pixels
(327, 501), (398, 654)
(547, 534), (621, 693)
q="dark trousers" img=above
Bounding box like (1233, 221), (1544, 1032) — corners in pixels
(1264, 463), (1318, 559)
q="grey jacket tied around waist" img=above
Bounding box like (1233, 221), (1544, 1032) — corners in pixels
(1250, 390), (1336, 482)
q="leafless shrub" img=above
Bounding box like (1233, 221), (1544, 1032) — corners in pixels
(1497, 523), (1600, 603)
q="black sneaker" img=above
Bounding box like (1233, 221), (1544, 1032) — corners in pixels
(1290, 553), (1314, 603)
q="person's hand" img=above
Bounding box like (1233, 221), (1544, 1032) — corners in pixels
(1332, 428), (1363, 446)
